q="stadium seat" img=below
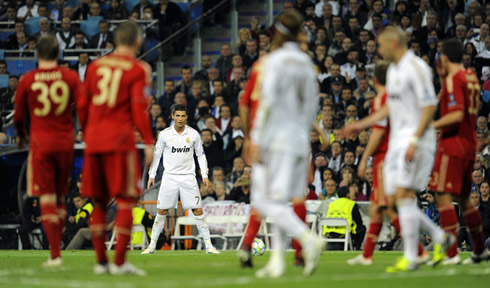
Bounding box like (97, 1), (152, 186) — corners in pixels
(0, 32), (13, 42)
(106, 224), (149, 250)
(205, 215), (248, 250)
(25, 17), (41, 36)
(0, 75), (8, 89)
(80, 18), (101, 39)
(171, 216), (202, 250)
(67, 0), (80, 8)
(6, 59), (37, 77)
(125, 0), (153, 12)
(318, 218), (353, 251)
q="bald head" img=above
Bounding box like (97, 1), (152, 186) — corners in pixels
(377, 26), (408, 62)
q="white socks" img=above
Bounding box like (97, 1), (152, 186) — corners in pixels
(397, 198), (420, 263)
(194, 215), (213, 249)
(254, 199), (308, 239)
(149, 214), (166, 249)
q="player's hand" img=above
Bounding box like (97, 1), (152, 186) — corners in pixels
(144, 145), (154, 167)
(242, 138), (252, 165)
(357, 159), (367, 180)
(342, 123), (360, 139)
(405, 143), (416, 162)
(147, 177), (155, 190)
(16, 137), (26, 149)
(203, 178), (210, 189)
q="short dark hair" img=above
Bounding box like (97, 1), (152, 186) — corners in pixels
(200, 128), (213, 135)
(115, 20), (141, 47)
(181, 65), (192, 73)
(171, 104), (188, 115)
(441, 38), (464, 63)
(164, 79), (174, 84)
(37, 34), (59, 60)
(374, 61), (389, 85)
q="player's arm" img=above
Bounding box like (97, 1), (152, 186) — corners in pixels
(312, 121), (330, 152)
(343, 105), (389, 138)
(72, 71), (88, 130)
(239, 65), (257, 139)
(194, 132), (210, 187)
(13, 77), (28, 148)
(148, 132), (165, 182)
(358, 127), (385, 179)
(432, 77), (465, 129)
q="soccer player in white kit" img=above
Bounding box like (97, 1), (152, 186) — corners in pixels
(344, 27), (453, 272)
(249, 10), (324, 278)
(142, 104), (220, 254)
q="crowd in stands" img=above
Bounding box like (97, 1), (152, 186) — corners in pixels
(1, 1), (490, 249)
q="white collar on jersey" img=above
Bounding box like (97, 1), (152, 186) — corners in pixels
(172, 125), (188, 136)
(395, 49), (414, 68)
(282, 42), (300, 51)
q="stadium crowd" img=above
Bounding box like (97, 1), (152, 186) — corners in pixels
(0, 0), (490, 251)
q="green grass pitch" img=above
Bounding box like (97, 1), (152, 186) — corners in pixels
(0, 250), (488, 288)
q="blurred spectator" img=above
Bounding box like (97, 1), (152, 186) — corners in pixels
(62, 5), (74, 20)
(242, 39), (258, 71)
(237, 28), (251, 56)
(348, 181), (367, 201)
(149, 103), (162, 134)
(258, 30), (271, 51)
(88, 1), (103, 18)
(1, 4), (16, 24)
(106, 0), (128, 20)
(201, 128), (224, 170)
(227, 156), (245, 184)
(133, 0), (153, 19)
(154, 0), (184, 42)
(227, 55), (245, 83)
(176, 65), (193, 97)
(314, 3), (333, 33)
(62, 193), (93, 247)
(5, 20), (25, 50)
(214, 182), (228, 201)
(471, 23), (489, 54)
(222, 116), (243, 150)
(223, 68), (243, 111)
(224, 132), (244, 171)
(313, 152), (329, 197)
(216, 44), (233, 77)
(56, 17), (76, 50)
(0, 75), (18, 111)
(194, 55), (213, 82)
(216, 104), (232, 131)
(473, 170), (484, 193)
(75, 130), (83, 144)
(72, 52), (90, 83)
(89, 20), (113, 49)
(322, 179), (338, 200)
(50, 0), (66, 21)
(38, 3), (49, 19)
(158, 79), (176, 113)
(315, 1), (340, 19)
(328, 141), (343, 175)
(477, 116), (490, 137)
(0, 60), (7, 75)
(17, 0), (38, 20)
(205, 115), (222, 136)
(227, 173), (250, 203)
(33, 17), (55, 40)
(73, 0), (92, 20)
(18, 197), (48, 250)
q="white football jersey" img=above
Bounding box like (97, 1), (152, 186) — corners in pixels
(251, 42), (319, 155)
(149, 125), (209, 178)
(385, 50), (437, 149)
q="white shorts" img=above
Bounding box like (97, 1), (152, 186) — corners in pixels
(157, 174), (202, 210)
(383, 145), (435, 196)
(251, 150), (308, 203)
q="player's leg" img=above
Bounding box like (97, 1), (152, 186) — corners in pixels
(142, 173), (177, 254)
(33, 151), (63, 266)
(461, 196), (488, 263)
(255, 224), (286, 278)
(106, 151), (145, 276)
(240, 208), (262, 252)
(436, 192), (460, 262)
(292, 197), (306, 266)
(180, 174), (218, 253)
(56, 150), (74, 250)
(83, 154), (110, 273)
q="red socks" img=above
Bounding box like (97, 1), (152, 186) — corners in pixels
(90, 206), (108, 264)
(439, 206), (459, 258)
(114, 198), (135, 266)
(392, 217), (425, 256)
(464, 207), (485, 255)
(242, 210), (262, 250)
(363, 222), (382, 258)
(41, 203), (61, 260)
(56, 202), (66, 241)
(292, 202), (307, 258)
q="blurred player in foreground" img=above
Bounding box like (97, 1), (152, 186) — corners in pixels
(430, 38), (489, 265)
(14, 34), (84, 268)
(78, 21), (154, 275)
(249, 10), (324, 278)
(143, 104), (219, 255)
(344, 26), (453, 272)
(347, 62), (429, 265)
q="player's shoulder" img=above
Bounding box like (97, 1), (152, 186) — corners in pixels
(186, 125), (200, 136)
(160, 127), (173, 136)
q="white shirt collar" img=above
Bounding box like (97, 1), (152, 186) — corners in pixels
(172, 125), (188, 135)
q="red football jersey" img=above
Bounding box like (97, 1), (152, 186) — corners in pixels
(438, 69), (479, 160)
(80, 53), (154, 153)
(239, 58), (265, 131)
(14, 67), (83, 151)
(370, 92), (389, 155)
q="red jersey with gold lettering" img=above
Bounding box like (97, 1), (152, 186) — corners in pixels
(14, 67), (83, 151)
(438, 69), (479, 160)
(370, 92), (389, 156)
(239, 58), (265, 131)
(80, 53), (154, 153)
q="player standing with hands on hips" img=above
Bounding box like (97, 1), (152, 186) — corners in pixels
(142, 104), (220, 255)
(249, 10), (324, 278)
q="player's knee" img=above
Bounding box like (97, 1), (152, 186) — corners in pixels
(192, 208), (203, 216)
(157, 209), (168, 215)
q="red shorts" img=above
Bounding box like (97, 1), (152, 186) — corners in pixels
(429, 151), (473, 196)
(82, 150), (142, 201)
(370, 153), (388, 206)
(27, 149), (74, 197)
